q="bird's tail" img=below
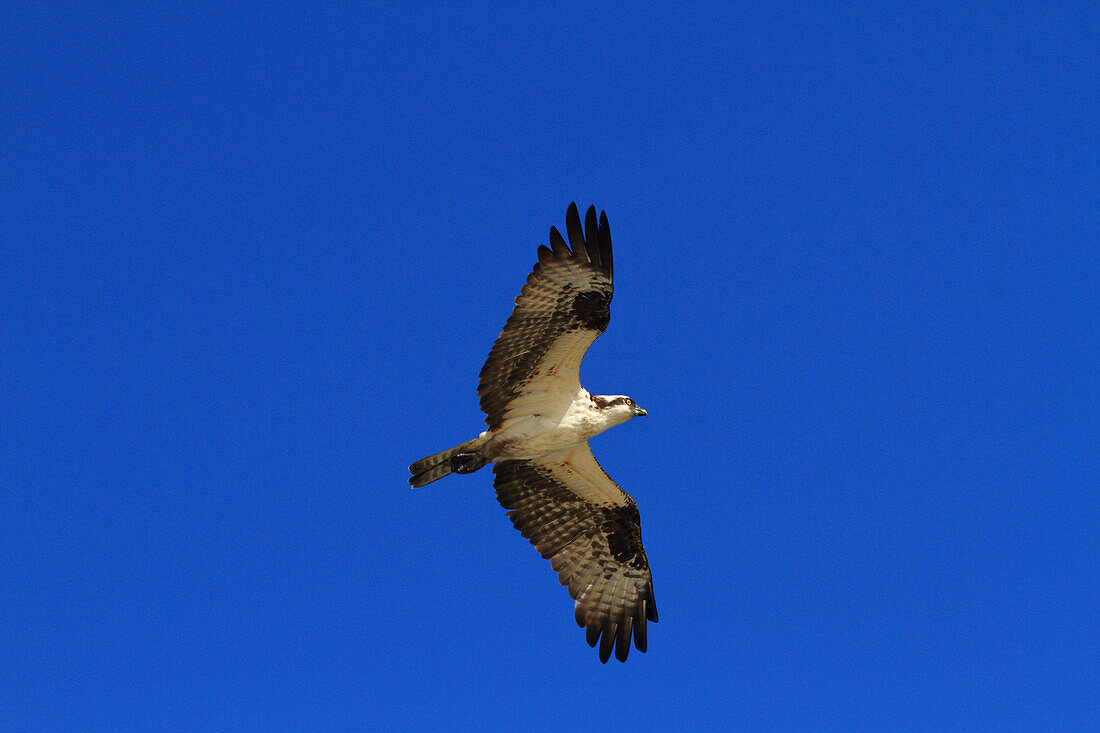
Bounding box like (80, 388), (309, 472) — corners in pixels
(409, 437), (487, 488)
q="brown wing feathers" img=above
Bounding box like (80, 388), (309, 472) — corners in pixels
(494, 453), (658, 663)
(476, 203), (614, 429)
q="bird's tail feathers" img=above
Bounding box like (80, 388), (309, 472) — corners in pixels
(408, 437), (486, 488)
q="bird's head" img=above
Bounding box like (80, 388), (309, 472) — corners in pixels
(592, 395), (647, 427)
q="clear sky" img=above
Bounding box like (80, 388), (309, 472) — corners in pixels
(3, 3), (1097, 731)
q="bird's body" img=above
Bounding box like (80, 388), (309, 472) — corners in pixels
(409, 203), (656, 663)
(465, 388), (641, 462)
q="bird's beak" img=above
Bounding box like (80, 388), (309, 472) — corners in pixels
(634, 406), (648, 417)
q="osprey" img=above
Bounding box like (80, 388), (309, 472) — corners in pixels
(409, 203), (657, 663)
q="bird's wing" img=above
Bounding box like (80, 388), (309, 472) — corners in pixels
(478, 203), (613, 430)
(493, 444), (657, 663)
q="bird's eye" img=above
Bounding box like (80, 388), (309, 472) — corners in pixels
(626, 398), (634, 406)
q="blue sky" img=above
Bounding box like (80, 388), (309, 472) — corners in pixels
(3, 3), (1097, 730)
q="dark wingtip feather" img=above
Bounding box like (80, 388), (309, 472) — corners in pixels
(583, 205), (600, 266)
(599, 210), (613, 281)
(586, 622), (601, 648)
(537, 244), (556, 264)
(548, 226), (571, 257)
(599, 624), (616, 663)
(565, 202), (584, 252)
(615, 619), (633, 662)
(647, 589), (659, 623)
(633, 612), (647, 653)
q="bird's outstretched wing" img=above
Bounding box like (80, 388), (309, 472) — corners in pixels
(477, 203), (613, 430)
(493, 444), (658, 663)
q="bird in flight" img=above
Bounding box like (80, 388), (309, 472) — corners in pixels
(409, 203), (656, 663)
